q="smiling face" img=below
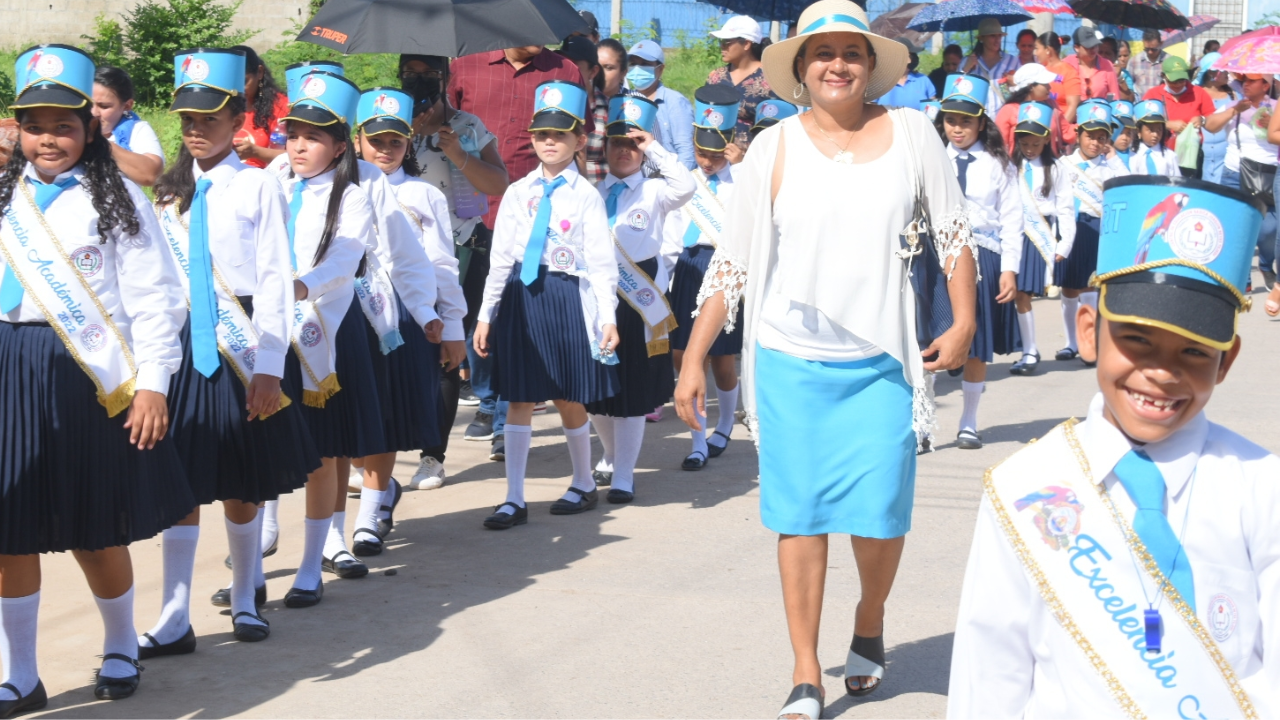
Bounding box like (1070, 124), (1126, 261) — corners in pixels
(1079, 309), (1239, 444)
(18, 106), (96, 182)
(942, 112), (981, 150)
(796, 32), (877, 109)
(1035, 40), (1055, 65)
(359, 129), (408, 175)
(286, 120), (344, 178)
(179, 107), (245, 162)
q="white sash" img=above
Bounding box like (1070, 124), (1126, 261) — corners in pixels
(680, 170), (726, 247)
(986, 421), (1259, 720)
(353, 250), (403, 354)
(612, 232), (677, 357)
(0, 182), (137, 416)
(156, 203), (291, 410)
(1062, 159), (1105, 217)
(1018, 170), (1058, 266)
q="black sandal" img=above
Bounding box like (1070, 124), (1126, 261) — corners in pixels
(376, 479), (402, 539)
(0, 680), (46, 718)
(94, 654), (141, 701)
(549, 487), (598, 515)
(351, 528), (383, 557)
(232, 612), (270, 642)
(844, 634), (886, 697)
(682, 450), (707, 470)
(777, 683), (823, 720)
(592, 469), (613, 486)
(210, 584), (265, 609)
(137, 625), (196, 660)
(706, 430), (731, 458)
(483, 502), (527, 530)
(322, 550), (369, 578)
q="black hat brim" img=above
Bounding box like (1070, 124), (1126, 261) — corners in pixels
(361, 116), (411, 137)
(282, 103), (343, 127)
(1015, 121), (1049, 136)
(606, 120), (639, 138)
(169, 86), (232, 113)
(11, 84), (88, 110)
(1099, 272), (1238, 350)
(751, 118), (780, 132)
(1078, 120), (1111, 132)
(940, 99), (984, 117)
(529, 110), (580, 132)
(1116, 117), (1136, 128)
(694, 127), (730, 151)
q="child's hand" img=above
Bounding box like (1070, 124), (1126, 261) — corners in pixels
(996, 271), (1017, 303)
(599, 324), (619, 356)
(473, 321), (491, 358)
(245, 373), (282, 421)
(628, 128), (655, 152)
(293, 279), (309, 301)
(124, 389), (169, 450)
(1055, 254), (1066, 263)
(724, 142), (745, 164)
(441, 339), (466, 370)
(424, 319), (444, 344)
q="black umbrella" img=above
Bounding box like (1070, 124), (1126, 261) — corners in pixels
(297, 0), (591, 57)
(1067, 0), (1190, 30)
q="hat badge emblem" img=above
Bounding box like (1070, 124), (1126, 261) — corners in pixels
(704, 109), (724, 126)
(1025, 106), (1041, 121)
(542, 87), (563, 107)
(624, 102), (642, 120)
(302, 76), (327, 98)
(185, 57), (210, 82)
(761, 103), (778, 118)
(33, 52), (63, 79)
(954, 77), (973, 94)
(377, 93), (400, 115)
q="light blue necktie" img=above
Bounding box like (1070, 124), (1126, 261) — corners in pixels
(1114, 449), (1196, 612)
(682, 175), (720, 247)
(1145, 149), (1158, 176)
(520, 176), (567, 286)
(1024, 161), (1034, 193)
(605, 180), (628, 227)
(188, 177), (220, 378)
(0, 176), (80, 313)
(286, 178), (306, 271)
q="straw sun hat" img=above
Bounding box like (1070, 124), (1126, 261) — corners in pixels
(762, 0), (907, 106)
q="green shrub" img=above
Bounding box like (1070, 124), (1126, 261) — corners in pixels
(81, 13), (129, 70)
(0, 71), (13, 114)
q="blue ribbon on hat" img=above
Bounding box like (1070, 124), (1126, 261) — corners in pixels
(801, 13), (869, 34)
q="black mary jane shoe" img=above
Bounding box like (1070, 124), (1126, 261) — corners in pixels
(351, 528), (384, 557)
(1054, 346), (1079, 361)
(137, 625), (196, 660)
(706, 431), (732, 458)
(376, 479), (403, 539)
(93, 654), (142, 701)
(549, 487), (598, 515)
(606, 488), (634, 504)
(0, 680), (47, 718)
(682, 450), (707, 471)
(322, 550), (369, 579)
(224, 534), (279, 569)
(483, 502), (527, 530)
(592, 469), (613, 486)
(283, 581), (324, 609)
(956, 429), (983, 450)
(232, 612), (270, 643)
(1008, 351), (1040, 376)
(210, 584), (266, 609)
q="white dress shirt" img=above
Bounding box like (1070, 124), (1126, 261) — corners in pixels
(186, 153), (294, 379)
(948, 140), (1023, 272)
(478, 164), (617, 326)
(1129, 143), (1184, 178)
(599, 142), (696, 277)
(949, 393), (1280, 718)
(660, 162), (736, 272)
(280, 168), (370, 335)
(1060, 150), (1129, 219)
(0, 164), (184, 394)
(109, 119), (166, 162)
(386, 167), (467, 342)
(1019, 155), (1078, 260)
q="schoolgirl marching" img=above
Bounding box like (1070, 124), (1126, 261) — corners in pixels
(1129, 99), (1182, 178)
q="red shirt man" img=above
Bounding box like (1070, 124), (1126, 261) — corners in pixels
(1142, 56), (1217, 151)
(448, 46), (589, 229)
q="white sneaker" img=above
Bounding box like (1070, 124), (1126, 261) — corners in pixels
(407, 456), (446, 490)
(347, 465), (364, 493)
(532, 401), (548, 415)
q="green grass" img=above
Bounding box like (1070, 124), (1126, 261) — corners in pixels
(661, 47), (723, 101)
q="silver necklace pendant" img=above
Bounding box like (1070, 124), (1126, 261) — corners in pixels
(833, 150), (855, 164)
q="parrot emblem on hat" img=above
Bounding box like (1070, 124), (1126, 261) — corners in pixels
(180, 54), (193, 79)
(1135, 192), (1190, 263)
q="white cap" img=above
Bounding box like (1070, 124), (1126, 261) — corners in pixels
(628, 39), (665, 64)
(1011, 62), (1059, 92)
(710, 15), (763, 44)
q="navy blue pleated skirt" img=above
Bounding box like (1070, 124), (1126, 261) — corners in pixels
(295, 296), (388, 459)
(493, 263), (619, 405)
(169, 299), (320, 505)
(364, 293), (441, 453)
(1054, 213), (1100, 290)
(668, 244), (743, 356)
(586, 257), (675, 418)
(1016, 235), (1049, 296)
(970, 245), (1022, 363)
(0, 322), (196, 554)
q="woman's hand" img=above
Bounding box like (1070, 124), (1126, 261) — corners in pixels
(441, 339), (466, 370)
(472, 321), (491, 358)
(245, 373), (282, 421)
(996, 271), (1017, 303)
(437, 125), (468, 167)
(923, 323), (975, 373)
(293, 279), (309, 301)
(124, 389), (169, 450)
(599, 324), (620, 356)
(232, 134), (256, 161)
(424, 319), (444, 344)
(674, 354), (708, 431)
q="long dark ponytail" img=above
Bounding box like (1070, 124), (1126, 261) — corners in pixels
(1012, 134), (1058, 198)
(0, 105), (140, 240)
(155, 96), (248, 214)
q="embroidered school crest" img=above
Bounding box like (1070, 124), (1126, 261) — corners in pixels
(1208, 593), (1238, 642)
(370, 292), (386, 316)
(72, 246), (103, 277)
(300, 321), (323, 348)
(34, 52), (63, 79)
(1014, 486), (1084, 551)
(627, 209), (649, 230)
(243, 347), (257, 372)
(1167, 209), (1225, 264)
(81, 324), (107, 352)
(182, 56), (210, 83)
(635, 288), (656, 307)
(376, 93), (400, 115)
(302, 76), (327, 98)
(551, 247), (575, 270)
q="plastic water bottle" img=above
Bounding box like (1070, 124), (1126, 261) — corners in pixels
(270, 120), (287, 149)
(450, 128), (488, 219)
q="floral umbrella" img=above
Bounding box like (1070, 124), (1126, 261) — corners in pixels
(907, 0), (1033, 33)
(1211, 26), (1280, 74)
(1160, 14), (1220, 48)
(1067, 0), (1190, 30)
(1017, 0), (1074, 15)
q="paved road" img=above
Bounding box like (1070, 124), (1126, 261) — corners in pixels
(23, 281), (1280, 719)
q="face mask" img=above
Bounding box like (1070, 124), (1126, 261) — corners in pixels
(402, 76), (443, 112)
(626, 65), (657, 90)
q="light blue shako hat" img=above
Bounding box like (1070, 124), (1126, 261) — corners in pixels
(692, 85), (739, 151)
(1076, 99), (1112, 132)
(606, 94), (657, 137)
(1015, 102), (1052, 137)
(920, 100), (941, 123)
(1096, 176), (1263, 350)
(11, 44), (95, 110)
(940, 73), (988, 117)
(283, 70), (360, 127)
(171, 48), (245, 113)
(752, 98), (799, 134)
(357, 87), (413, 137)
(529, 81), (587, 132)
(1110, 100), (1135, 128)
(1136, 99), (1168, 124)
(285, 60), (344, 98)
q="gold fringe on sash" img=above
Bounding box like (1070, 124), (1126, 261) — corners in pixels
(645, 313), (679, 357)
(303, 373), (341, 408)
(101, 378), (137, 418)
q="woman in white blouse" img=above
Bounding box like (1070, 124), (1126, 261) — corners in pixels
(674, 2), (977, 718)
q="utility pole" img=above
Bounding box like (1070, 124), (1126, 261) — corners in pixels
(612, 0), (622, 38)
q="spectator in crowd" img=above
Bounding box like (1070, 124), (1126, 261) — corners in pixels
(558, 35), (608, 184)
(707, 15), (775, 150)
(1199, 39), (1221, 68)
(1115, 37), (1136, 100)
(0, 118), (16, 167)
(231, 46), (289, 169)
(1098, 36), (1118, 64)
(91, 66), (165, 186)
(597, 38), (628, 99)
(1065, 26), (1119, 101)
(876, 37), (935, 111)
(1035, 32), (1081, 145)
(1128, 30), (1167, 99)
(1016, 29), (1037, 66)
(962, 18), (1021, 112)
(1143, 56), (1217, 175)
(1216, 73), (1278, 288)
(1197, 54), (1233, 184)
(571, 10), (600, 44)
(994, 63), (1062, 153)
(930, 44), (964, 98)
(627, 39), (696, 168)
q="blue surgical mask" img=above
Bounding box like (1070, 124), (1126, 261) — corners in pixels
(626, 65), (657, 91)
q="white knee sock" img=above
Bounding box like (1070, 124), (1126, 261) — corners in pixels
(226, 516), (266, 626)
(324, 511), (348, 558)
(262, 500), (279, 548)
(140, 524), (199, 647)
(1080, 291), (1098, 313)
(94, 586), (137, 679)
(590, 414), (615, 473)
(609, 416), (647, 494)
(960, 381), (984, 433)
(1061, 296), (1080, 351)
(563, 423), (595, 496)
(1017, 310), (1037, 356)
(0, 592), (40, 700)
(711, 383), (739, 442)
(355, 486), (385, 538)
(292, 516), (329, 591)
(253, 510), (266, 589)
(500, 424), (533, 511)
(689, 412), (708, 459)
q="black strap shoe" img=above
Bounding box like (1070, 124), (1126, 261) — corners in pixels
(93, 654), (141, 701)
(592, 469), (613, 486)
(376, 479), (402, 539)
(482, 502), (527, 530)
(351, 528), (383, 557)
(283, 581), (323, 609)
(210, 584), (266, 609)
(1055, 346), (1079, 361)
(322, 550), (369, 579)
(606, 488), (635, 504)
(232, 612), (270, 642)
(0, 680), (47, 718)
(706, 431), (732, 458)
(137, 625), (196, 660)
(549, 487), (598, 515)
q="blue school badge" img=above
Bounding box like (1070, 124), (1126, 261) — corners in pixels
(940, 73), (988, 117)
(529, 81), (586, 132)
(1096, 177), (1263, 349)
(357, 87), (413, 137)
(692, 84), (739, 151)
(11, 44), (95, 109)
(753, 98), (799, 132)
(1136, 99), (1167, 124)
(606, 94), (658, 137)
(920, 100), (941, 123)
(1076, 100), (1112, 131)
(285, 60), (344, 99)
(1111, 100), (1135, 128)
(283, 70), (360, 127)
(1015, 102), (1052, 136)
(171, 48), (245, 113)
